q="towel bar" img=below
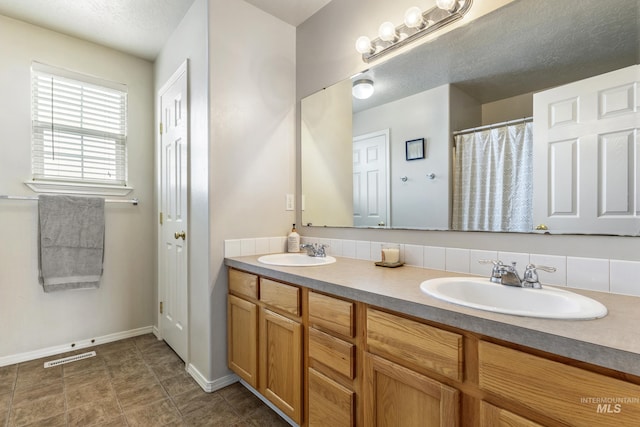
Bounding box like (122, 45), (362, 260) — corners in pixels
(0, 195), (139, 205)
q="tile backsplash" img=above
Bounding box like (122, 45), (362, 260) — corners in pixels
(224, 236), (640, 298)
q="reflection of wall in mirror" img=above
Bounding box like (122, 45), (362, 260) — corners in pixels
(301, 79), (353, 227)
(353, 84), (479, 229)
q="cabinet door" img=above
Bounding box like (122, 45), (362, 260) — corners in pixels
(309, 368), (355, 427)
(259, 308), (302, 424)
(363, 353), (459, 427)
(480, 401), (544, 427)
(227, 295), (258, 388)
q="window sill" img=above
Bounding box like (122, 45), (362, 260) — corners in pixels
(24, 180), (134, 197)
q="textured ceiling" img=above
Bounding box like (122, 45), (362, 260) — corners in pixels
(0, 0), (331, 60)
(244, 0), (332, 26)
(353, 0), (640, 112)
(0, 0), (197, 60)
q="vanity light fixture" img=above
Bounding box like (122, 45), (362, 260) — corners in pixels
(436, 0), (459, 12)
(355, 0), (473, 63)
(352, 79), (375, 99)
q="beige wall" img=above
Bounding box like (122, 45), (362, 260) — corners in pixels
(296, 0), (640, 261)
(0, 15), (155, 360)
(209, 0), (296, 381)
(482, 92), (534, 125)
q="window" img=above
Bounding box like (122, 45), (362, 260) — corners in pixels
(31, 63), (128, 187)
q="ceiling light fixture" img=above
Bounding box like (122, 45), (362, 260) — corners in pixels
(352, 79), (375, 99)
(355, 0), (473, 63)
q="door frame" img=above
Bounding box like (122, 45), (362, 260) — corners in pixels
(156, 59), (190, 362)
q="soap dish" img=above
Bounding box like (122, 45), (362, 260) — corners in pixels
(375, 261), (404, 268)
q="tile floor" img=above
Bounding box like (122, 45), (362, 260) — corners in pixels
(0, 334), (289, 426)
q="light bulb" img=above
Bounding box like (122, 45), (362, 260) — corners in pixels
(436, 0), (458, 11)
(352, 79), (374, 100)
(355, 36), (373, 54)
(404, 6), (424, 29)
(378, 21), (398, 42)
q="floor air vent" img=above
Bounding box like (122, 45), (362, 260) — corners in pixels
(44, 351), (96, 368)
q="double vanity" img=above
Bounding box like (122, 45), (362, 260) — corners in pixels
(225, 254), (640, 426)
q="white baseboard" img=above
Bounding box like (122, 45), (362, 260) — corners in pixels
(0, 325), (154, 367)
(187, 363), (239, 393)
(152, 325), (160, 339)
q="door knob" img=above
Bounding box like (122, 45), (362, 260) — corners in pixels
(174, 231), (186, 240)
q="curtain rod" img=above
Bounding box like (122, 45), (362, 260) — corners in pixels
(453, 116), (533, 137)
(0, 195), (139, 205)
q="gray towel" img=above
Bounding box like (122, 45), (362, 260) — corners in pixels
(38, 195), (105, 292)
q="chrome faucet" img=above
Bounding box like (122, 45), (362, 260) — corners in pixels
(300, 243), (328, 257)
(479, 260), (556, 289)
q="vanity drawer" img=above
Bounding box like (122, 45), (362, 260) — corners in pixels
(309, 327), (355, 379)
(309, 291), (355, 338)
(479, 340), (640, 426)
(480, 401), (544, 427)
(259, 278), (300, 316)
(228, 269), (258, 299)
(366, 308), (463, 381)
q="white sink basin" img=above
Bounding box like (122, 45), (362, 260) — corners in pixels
(420, 277), (607, 320)
(258, 253), (336, 267)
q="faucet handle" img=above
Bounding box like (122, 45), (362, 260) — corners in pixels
(523, 264), (557, 288)
(478, 259), (503, 267)
(478, 259), (504, 283)
(529, 264), (556, 273)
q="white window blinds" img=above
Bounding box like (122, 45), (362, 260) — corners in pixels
(31, 63), (128, 186)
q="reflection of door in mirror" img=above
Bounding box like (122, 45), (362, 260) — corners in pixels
(353, 130), (390, 228)
(533, 64), (640, 236)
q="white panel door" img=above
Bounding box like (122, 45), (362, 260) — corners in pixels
(533, 65), (640, 235)
(353, 130), (390, 227)
(159, 62), (188, 361)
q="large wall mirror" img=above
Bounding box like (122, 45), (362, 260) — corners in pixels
(301, 0), (639, 235)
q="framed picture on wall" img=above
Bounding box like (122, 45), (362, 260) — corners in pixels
(405, 138), (425, 161)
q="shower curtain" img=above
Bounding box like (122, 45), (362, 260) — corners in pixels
(452, 121), (533, 232)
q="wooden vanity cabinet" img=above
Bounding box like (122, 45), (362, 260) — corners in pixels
(228, 266), (640, 427)
(227, 294), (258, 388)
(307, 291), (357, 427)
(364, 352), (459, 427)
(227, 269), (303, 425)
(478, 340), (640, 427)
(260, 306), (302, 423)
(227, 269), (259, 388)
(479, 401), (544, 427)
(364, 307), (462, 427)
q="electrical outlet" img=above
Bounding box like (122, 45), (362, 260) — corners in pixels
(286, 194), (295, 211)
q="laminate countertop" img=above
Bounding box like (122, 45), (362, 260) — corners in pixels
(225, 255), (640, 376)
